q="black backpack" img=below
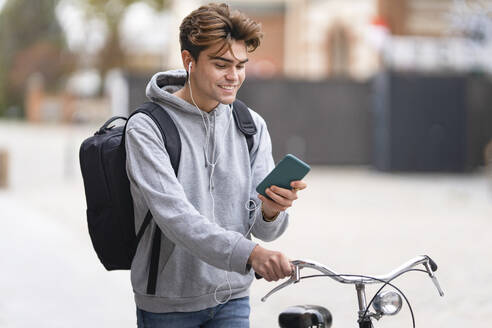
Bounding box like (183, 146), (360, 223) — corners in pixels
(79, 100), (257, 295)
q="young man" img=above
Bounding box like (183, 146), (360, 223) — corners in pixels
(125, 3), (307, 327)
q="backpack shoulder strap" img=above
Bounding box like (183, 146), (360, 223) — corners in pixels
(232, 99), (257, 152)
(125, 102), (180, 295)
(128, 102), (181, 175)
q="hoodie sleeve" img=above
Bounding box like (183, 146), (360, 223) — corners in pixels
(248, 112), (289, 242)
(125, 114), (257, 274)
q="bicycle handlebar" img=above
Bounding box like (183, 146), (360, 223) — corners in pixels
(260, 255), (444, 302)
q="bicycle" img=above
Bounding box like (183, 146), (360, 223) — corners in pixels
(258, 255), (444, 328)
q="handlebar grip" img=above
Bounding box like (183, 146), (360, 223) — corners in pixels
(428, 257), (438, 272)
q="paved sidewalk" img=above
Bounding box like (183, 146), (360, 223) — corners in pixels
(250, 167), (492, 327)
(1, 121), (491, 327)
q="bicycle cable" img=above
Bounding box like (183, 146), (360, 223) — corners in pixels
(361, 268), (427, 327)
(296, 270), (427, 328)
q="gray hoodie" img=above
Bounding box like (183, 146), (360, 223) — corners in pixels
(125, 70), (289, 313)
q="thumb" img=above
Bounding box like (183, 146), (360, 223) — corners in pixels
(282, 256), (293, 276)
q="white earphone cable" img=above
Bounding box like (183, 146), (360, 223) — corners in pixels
(187, 64), (259, 305)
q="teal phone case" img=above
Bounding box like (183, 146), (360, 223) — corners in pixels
(256, 154), (311, 198)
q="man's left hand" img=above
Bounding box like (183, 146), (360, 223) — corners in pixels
(258, 180), (307, 219)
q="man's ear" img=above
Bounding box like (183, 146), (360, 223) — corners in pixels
(181, 50), (194, 72)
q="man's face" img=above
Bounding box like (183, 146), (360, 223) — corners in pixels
(190, 40), (248, 108)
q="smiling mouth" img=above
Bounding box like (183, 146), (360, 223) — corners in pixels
(218, 85), (236, 90)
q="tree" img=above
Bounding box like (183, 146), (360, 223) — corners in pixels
(74, 0), (169, 76)
(0, 0), (73, 117)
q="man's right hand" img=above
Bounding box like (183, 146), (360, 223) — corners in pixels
(248, 245), (293, 282)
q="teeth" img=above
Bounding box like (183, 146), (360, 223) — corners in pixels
(219, 85), (234, 90)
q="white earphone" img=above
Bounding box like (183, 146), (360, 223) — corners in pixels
(185, 57), (259, 305)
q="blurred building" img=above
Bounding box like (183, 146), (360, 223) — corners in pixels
(119, 0), (492, 171)
(162, 0), (492, 79)
(70, 0), (491, 171)
(381, 0), (492, 73)
(165, 0), (380, 80)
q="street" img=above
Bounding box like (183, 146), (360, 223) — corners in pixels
(1, 121), (491, 327)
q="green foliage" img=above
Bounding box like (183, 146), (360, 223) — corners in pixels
(83, 0), (166, 23)
(76, 0), (169, 75)
(0, 0), (70, 117)
(0, 0), (169, 117)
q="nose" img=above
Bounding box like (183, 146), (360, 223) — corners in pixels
(225, 66), (238, 82)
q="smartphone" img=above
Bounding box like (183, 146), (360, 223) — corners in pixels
(256, 154), (311, 198)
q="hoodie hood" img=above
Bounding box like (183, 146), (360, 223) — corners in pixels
(145, 69), (228, 116)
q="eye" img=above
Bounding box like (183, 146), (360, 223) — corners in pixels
(215, 64), (226, 69)
(237, 65), (245, 70)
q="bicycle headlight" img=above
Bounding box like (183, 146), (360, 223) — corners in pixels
(373, 291), (402, 316)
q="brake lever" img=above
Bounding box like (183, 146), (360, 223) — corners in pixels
(260, 262), (302, 302)
(423, 258), (444, 297)
(261, 275), (297, 302)
(431, 276), (444, 297)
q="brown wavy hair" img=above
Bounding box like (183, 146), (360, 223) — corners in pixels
(179, 3), (263, 61)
